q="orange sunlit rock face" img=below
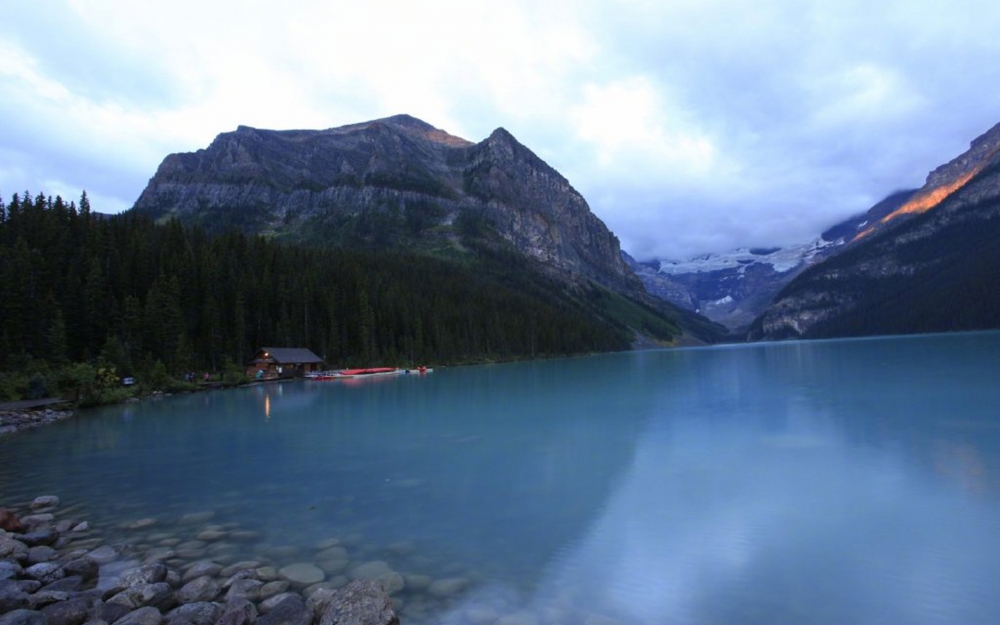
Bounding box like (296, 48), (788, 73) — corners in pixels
(856, 168), (983, 240)
(884, 169), (978, 221)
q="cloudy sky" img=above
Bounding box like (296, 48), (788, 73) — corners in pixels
(2, 0), (999, 260)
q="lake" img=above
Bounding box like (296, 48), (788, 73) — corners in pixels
(2, 332), (1000, 624)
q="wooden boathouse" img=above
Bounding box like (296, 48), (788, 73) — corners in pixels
(247, 347), (325, 378)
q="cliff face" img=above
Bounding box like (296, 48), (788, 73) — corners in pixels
(749, 122), (1000, 341)
(133, 115), (641, 295)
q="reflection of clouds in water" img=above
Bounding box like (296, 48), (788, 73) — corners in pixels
(430, 404), (1000, 625)
(536, 440), (767, 624)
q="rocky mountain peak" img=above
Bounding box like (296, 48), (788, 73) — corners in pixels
(132, 114), (641, 296)
(355, 114), (474, 148)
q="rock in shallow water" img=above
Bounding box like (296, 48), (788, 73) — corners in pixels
(181, 561), (221, 583)
(113, 605), (164, 625)
(18, 530), (58, 548)
(40, 597), (90, 625)
(87, 546), (119, 565)
(26, 546), (58, 565)
(256, 594), (311, 625)
(175, 576), (220, 604)
(61, 557), (99, 581)
(177, 511), (215, 525)
(278, 563), (324, 586)
(0, 537), (29, 563)
(318, 580), (398, 625)
(40, 576), (84, 593)
(219, 561), (261, 578)
(225, 578), (263, 603)
(427, 577), (468, 597)
(114, 563), (168, 591)
(194, 529), (226, 542)
(165, 601), (222, 625)
(30, 496), (60, 510)
(0, 560), (24, 580)
(0, 581), (31, 612)
(18, 515), (55, 528)
(315, 546), (348, 562)
(258, 592), (297, 614)
(0, 509), (26, 533)
(107, 582), (176, 612)
(23, 562), (65, 585)
(97, 601), (133, 624)
(0, 608), (47, 625)
(260, 580), (290, 602)
(215, 599), (257, 625)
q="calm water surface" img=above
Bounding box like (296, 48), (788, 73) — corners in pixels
(2, 332), (1000, 624)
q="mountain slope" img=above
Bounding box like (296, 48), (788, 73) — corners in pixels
(133, 115), (723, 344)
(626, 187), (924, 332)
(748, 123), (1000, 340)
(134, 114), (640, 295)
(626, 239), (841, 332)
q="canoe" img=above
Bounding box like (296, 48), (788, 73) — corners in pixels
(335, 367), (402, 377)
(306, 367), (430, 380)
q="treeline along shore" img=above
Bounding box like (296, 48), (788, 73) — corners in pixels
(0, 191), (640, 404)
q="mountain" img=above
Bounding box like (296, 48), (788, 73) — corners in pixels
(134, 114), (640, 295)
(133, 115), (725, 344)
(749, 122), (1000, 340)
(625, 188), (925, 332)
(625, 239), (842, 333)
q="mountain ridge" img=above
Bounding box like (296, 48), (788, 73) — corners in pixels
(134, 114), (641, 295)
(133, 114), (725, 344)
(748, 121), (1000, 340)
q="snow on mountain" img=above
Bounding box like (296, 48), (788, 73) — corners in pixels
(657, 238), (841, 276)
(628, 237), (845, 334)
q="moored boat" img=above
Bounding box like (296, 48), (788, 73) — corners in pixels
(335, 367), (402, 378)
(305, 366), (432, 380)
(305, 367), (403, 380)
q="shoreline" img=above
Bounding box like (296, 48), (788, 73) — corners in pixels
(0, 409), (75, 438)
(0, 496), (402, 625)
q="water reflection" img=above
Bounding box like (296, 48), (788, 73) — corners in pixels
(463, 335), (1000, 624)
(2, 334), (1000, 624)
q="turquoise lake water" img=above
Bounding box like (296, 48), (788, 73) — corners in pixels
(2, 332), (1000, 624)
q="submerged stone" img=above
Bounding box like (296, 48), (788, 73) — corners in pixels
(175, 576), (220, 604)
(87, 546), (119, 565)
(0, 537), (30, 563)
(165, 602), (221, 625)
(30, 496), (61, 510)
(0, 609), (47, 625)
(41, 597), (91, 625)
(318, 580), (398, 625)
(278, 563), (324, 586)
(24, 562), (65, 585)
(215, 599), (256, 625)
(257, 594), (311, 625)
(0, 509), (26, 533)
(181, 561), (221, 583)
(427, 577), (468, 597)
(112, 605), (163, 625)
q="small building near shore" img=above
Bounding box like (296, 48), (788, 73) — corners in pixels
(247, 347), (325, 378)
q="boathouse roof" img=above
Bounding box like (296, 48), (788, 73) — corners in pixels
(252, 347), (324, 364)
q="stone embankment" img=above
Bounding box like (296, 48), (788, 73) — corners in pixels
(0, 498), (399, 625)
(0, 411), (75, 438)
